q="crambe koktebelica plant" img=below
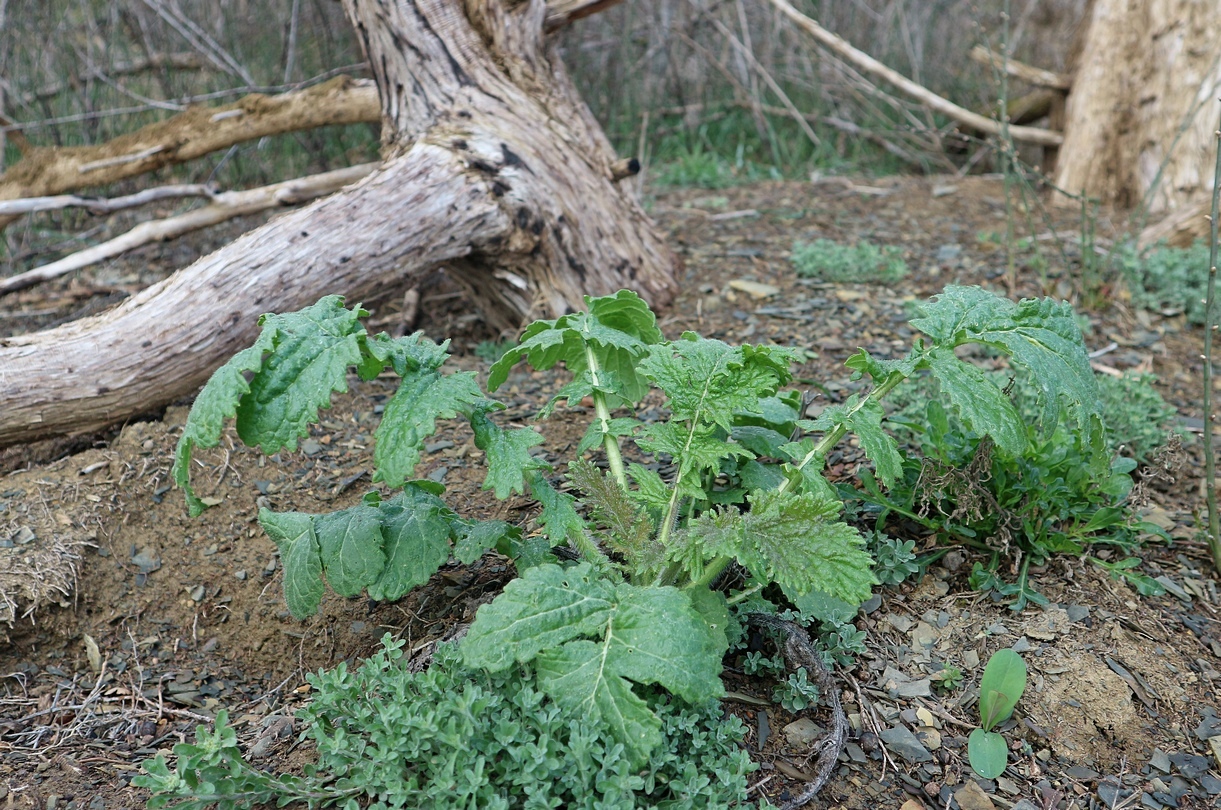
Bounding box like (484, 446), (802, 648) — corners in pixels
(145, 285), (1102, 801)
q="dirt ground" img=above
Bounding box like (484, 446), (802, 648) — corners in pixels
(2, 176), (1219, 810)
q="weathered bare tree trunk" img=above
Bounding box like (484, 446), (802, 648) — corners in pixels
(0, 0), (678, 448)
(1055, 0), (1221, 217)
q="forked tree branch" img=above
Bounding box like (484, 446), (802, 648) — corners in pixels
(763, 0), (1064, 147)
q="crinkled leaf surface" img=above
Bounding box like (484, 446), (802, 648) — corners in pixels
(925, 347), (1027, 456)
(367, 488), (454, 602)
(638, 336), (791, 433)
(687, 489), (876, 605)
(373, 369), (483, 488)
(313, 505), (385, 598)
(487, 290), (662, 407)
(174, 328), (277, 516)
(463, 563), (618, 670)
(469, 409), (544, 498)
(844, 398), (904, 488)
(844, 346), (921, 381)
(259, 509), (324, 619)
(526, 470), (588, 548)
(464, 563), (724, 768)
(911, 286), (1099, 443)
(453, 519), (518, 565)
(234, 296), (367, 454)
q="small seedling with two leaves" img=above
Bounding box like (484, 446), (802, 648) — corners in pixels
(967, 648), (1028, 779)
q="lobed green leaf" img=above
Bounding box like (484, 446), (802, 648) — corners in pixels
(234, 296), (367, 454)
(259, 509), (324, 619)
(367, 488), (454, 602)
(174, 328), (278, 516)
(469, 410), (544, 498)
(374, 370), (483, 488)
(686, 489), (877, 605)
(924, 347), (1027, 456)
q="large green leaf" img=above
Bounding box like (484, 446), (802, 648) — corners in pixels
(373, 369), (484, 488)
(637, 336), (791, 433)
(843, 398), (904, 488)
(487, 290), (662, 407)
(968, 728), (1009, 779)
(313, 505), (386, 598)
(464, 563), (724, 767)
(686, 489), (877, 605)
(911, 286), (1099, 448)
(367, 488), (454, 602)
(462, 563), (618, 670)
(469, 409), (544, 498)
(234, 296), (367, 453)
(259, 509), (324, 619)
(924, 347), (1027, 456)
(174, 328), (278, 516)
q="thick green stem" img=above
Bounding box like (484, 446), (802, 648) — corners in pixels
(583, 343), (627, 490)
(1203, 109), (1221, 575)
(688, 555), (733, 590)
(725, 582), (766, 605)
(781, 372), (909, 495)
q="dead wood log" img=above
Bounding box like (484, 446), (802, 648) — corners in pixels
(0, 0), (674, 448)
(0, 77), (380, 229)
(763, 0), (1063, 147)
(968, 46), (1072, 91)
(0, 164), (377, 296)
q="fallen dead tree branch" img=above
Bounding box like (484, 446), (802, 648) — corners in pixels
(0, 76), (379, 228)
(763, 0), (1063, 147)
(0, 164), (377, 296)
(0, 183), (218, 217)
(968, 45), (1072, 91)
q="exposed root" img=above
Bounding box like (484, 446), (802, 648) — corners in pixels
(746, 613), (847, 809)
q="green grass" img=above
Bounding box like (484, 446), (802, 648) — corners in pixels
(789, 238), (908, 283)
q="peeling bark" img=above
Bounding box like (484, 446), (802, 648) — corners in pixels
(0, 0), (676, 448)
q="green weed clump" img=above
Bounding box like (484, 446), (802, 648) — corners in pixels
(137, 639), (756, 810)
(1117, 241), (1211, 324)
(145, 284), (1115, 805)
(874, 367), (1173, 608)
(789, 238), (907, 283)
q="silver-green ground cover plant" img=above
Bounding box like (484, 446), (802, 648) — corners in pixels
(141, 285), (1104, 807)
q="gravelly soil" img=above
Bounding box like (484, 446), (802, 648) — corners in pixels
(1, 176), (1219, 810)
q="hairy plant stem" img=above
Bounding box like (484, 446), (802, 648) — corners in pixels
(783, 372), (909, 495)
(582, 342), (628, 490)
(1203, 108), (1221, 574)
(687, 371), (912, 591)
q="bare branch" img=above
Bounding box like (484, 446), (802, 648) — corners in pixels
(763, 0), (1063, 147)
(0, 76), (379, 226)
(968, 46), (1071, 91)
(0, 164), (376, 297)
(544, 0), (626, 31)
(0, 184), (218, 217)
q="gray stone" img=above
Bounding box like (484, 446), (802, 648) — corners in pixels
(1066, 604), (1091, 622)
(1169, 752), (1211, 780)
(1011, 637), (1032, 653)
(1009, 802), (1040, 810)
(1065, 765), (1099, 780)
(1194, 707), (1221, 740)
(783, 718), (825, 748)
(879, 724), (933, 764)
(953, 780), (995, 810)
(896, 678), (933, 698)
(1155, 576), (1192, 602)
(1149, 748), (1172, 773)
